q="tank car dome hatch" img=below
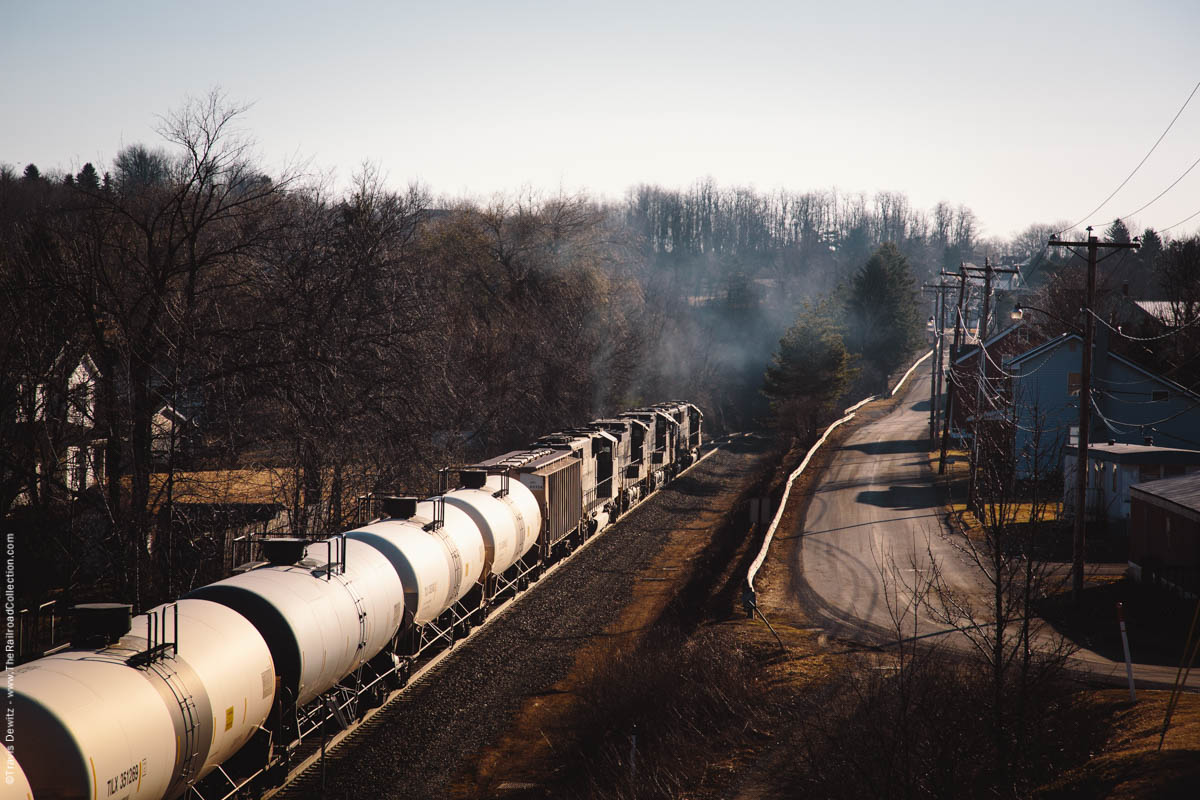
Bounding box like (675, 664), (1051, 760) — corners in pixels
(381, 495), (419, 519)
(261, 536), (308, 566)
(460, 469), (488, 490)
(71, 601), (132, 647)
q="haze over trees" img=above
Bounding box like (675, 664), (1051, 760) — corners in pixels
(1, 92), (1095, 613)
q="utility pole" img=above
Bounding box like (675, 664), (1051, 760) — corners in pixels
(938, 263), (969, 474)
(1049, 228), (1139, 602)
(957, 259), (1020, 506)
(968, 259), (994, 507)
(922, 282), (955, 443)
(937, 260), (1019, 475)
(934, 288), (945, 438)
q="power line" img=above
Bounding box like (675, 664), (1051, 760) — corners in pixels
(1058, 77), (1200, 235)
(1088, 306), (1200, 341)
(1087, 393), (1200, 430)
(1163, 206), (1200, 232)
(1116, 150), (1200, 222)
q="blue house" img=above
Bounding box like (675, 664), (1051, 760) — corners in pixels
(1005, 332), (1200, 477)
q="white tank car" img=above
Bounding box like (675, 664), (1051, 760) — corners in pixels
(9, 599), (274, 800)
(188, 536), (404, 708)
(346, 498), (487, 625)
(304, 536), (407, 669)
(443, 474), (540, 576)
(0, 752), (33, 800)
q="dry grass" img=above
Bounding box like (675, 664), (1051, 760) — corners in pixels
(1038, 690), (1200, 799)
(135, 466), (370, 517)
(147, 468), (285, 506)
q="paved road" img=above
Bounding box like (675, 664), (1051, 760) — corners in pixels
(793, 366), (1199, 691)
(796, 368), (981, 643)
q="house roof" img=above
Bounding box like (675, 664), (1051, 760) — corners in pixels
(1133, 300), (1178, 326)
(1130, 473), (1200, 521)
(1005, 332), (1200, 404)
(155, 404), (194, 425)
(952, 321), (1029, 366)
(1067, 443), (1200, 466)
(1004, 332), (1074, 367)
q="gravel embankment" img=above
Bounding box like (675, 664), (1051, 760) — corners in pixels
(274, 437), (769, 800)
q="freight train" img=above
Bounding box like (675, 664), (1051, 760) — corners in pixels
(4, 402), (703, 800)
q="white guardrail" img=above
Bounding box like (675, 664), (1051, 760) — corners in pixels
(744, 349), (934, 613)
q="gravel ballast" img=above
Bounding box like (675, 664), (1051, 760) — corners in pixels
(274, 438), (770, 799)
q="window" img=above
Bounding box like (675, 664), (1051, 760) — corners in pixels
(66, 447), (83, 492)
(1067, 372), (1081, 396)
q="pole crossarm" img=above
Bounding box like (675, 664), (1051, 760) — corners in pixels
(1047, 230), (1140, 603)
(1050, 239), (1140, 249)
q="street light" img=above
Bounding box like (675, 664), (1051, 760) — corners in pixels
(1010, 304), (1081, 333)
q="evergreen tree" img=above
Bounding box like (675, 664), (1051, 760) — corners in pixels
(1105, 217), (1131, 244)
(77, 162), (100, 190)
(846, 243), (922, 389)
(763, 300), (856, 439)
(1139, 227), (1163, 272)
(21, 163), (40, 182)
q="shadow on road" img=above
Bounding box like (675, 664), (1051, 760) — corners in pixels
(843, 439), (928, 456)
(910, 400), (930, 412)
(856, 485), (941, 510)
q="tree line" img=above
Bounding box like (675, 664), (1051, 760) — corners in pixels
(3, 94), (991, 611)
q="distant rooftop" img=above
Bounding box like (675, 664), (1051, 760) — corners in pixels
(1131, 472), (1200, 520)
(1067, 442), (1200, 465)
(1133, 300), (1178, 325)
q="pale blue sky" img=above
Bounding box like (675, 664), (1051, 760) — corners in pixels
(3, 0), (1199, 238)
